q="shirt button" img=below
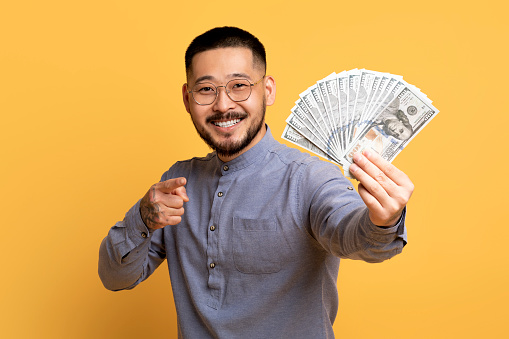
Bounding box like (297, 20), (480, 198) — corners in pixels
(141, 232), (147, 238)
(210, 263), (216, 269)
(347, 186), (354, 190)
(218, 192), (223, 197)
(210, 225), (216, 231)
(223, 165), (229, 171)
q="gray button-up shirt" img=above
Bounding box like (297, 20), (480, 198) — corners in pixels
(99, 126), (407, 338)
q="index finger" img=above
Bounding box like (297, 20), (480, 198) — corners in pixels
(362, 150), (409, 187)
(157, 177), (187, 193)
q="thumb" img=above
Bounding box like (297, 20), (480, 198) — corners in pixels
(158, 177), (187, 193)
(174, 185), (189, 202)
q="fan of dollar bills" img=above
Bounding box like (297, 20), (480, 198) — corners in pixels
(282, 69), (439, 178)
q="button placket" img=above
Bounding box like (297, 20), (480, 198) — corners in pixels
(205, 162), (234, 309)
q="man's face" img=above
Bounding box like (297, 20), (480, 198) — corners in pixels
(383, 118), (413, 140)
(183, 47), (275, 161)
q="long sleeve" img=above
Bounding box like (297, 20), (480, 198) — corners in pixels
(301, 161), (407, 263)
(96, 128), (410, 338)
(98, 200), (166, 291)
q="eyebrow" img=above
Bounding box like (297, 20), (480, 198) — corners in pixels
(194, 73), (253, 84)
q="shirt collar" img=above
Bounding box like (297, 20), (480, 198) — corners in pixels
(218, 124), (278, 173)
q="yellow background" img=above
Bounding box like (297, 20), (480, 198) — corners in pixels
(1, 0), (508, 338)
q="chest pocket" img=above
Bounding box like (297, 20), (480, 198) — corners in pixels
(233, 217), (282, 274)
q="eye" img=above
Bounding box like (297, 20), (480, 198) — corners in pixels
(197, 86), (214, 93)
(230, 81), (250, 91)
(194, 83), (216, 94)
(399, 128), (404, 133)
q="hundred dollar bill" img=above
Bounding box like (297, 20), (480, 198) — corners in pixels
(347, 69), (361, 144)
(370, 75), (402, 116)
(317, 73), (342, 153)
(289, 105), (328, 147)
(342, 85), (439, 178)
(337, 73), (349, 152)
(295, 97), (328, 144)
(282, 124), (342, 166)
(351, 70), (375, 143)
(325, 71), (344, 152)
(355, 77), (405, 141)
(363, 75), (390, 122)
(284, 68), (439, 179)
(299, 88), (340, 155)
(310, 84), (340, 152)
(286, 110), (341, 162)
(360, 72), (385, 127)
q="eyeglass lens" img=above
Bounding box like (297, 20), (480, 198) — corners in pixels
(191, 79), (252, 105)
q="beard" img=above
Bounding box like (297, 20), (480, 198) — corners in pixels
(191, 98), (266, 158)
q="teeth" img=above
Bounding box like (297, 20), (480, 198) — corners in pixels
(214, 119), (241, 128)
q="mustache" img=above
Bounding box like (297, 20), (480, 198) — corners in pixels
(206, 112), (247, 123)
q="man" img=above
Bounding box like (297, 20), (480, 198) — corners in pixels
(99, 26), (414, 338)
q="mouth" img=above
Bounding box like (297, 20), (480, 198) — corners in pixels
(207, 112), (247, 131)
(212, 118), (242, 128)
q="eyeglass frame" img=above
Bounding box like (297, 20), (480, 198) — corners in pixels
(186, 75), (266, 106)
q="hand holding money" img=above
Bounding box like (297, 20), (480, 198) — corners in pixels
(282, 69), (439, 178)
(349, 150), (414, 227)
(140, 177), (189, 230)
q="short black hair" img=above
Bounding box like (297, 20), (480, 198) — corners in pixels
(185, 26), (266, 76)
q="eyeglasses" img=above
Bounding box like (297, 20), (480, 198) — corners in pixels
(187, 76), (265, 105)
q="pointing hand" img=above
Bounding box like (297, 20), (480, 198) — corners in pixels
(140, 177), (189, 230)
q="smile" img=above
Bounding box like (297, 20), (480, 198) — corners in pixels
(212, 119), (242, 128)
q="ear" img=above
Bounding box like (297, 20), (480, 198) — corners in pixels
(182, 83), (191, 114)
(264, 76), (276, 106)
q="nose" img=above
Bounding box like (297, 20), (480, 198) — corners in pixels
(213, 86), (236, 112)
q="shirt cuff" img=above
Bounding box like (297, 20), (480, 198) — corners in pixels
(125, 199), (152, 247)
(364, 207), (407, 246)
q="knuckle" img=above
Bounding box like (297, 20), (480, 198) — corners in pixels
(384, 164), (396, 176)
(169, 216), (182, 225)
(394, 194), (407, 206)
(374, 171), (386, 183)
(390, 189), (407, 204)
(169, 195), (184, 208)
(408, 182), (415, 194)
(388, 202), (400, 214)
(166, 207), (185, 217)
(176, 199), (184, 208)
(369, 183), (381, 194)
(149, 191), (160, 204)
